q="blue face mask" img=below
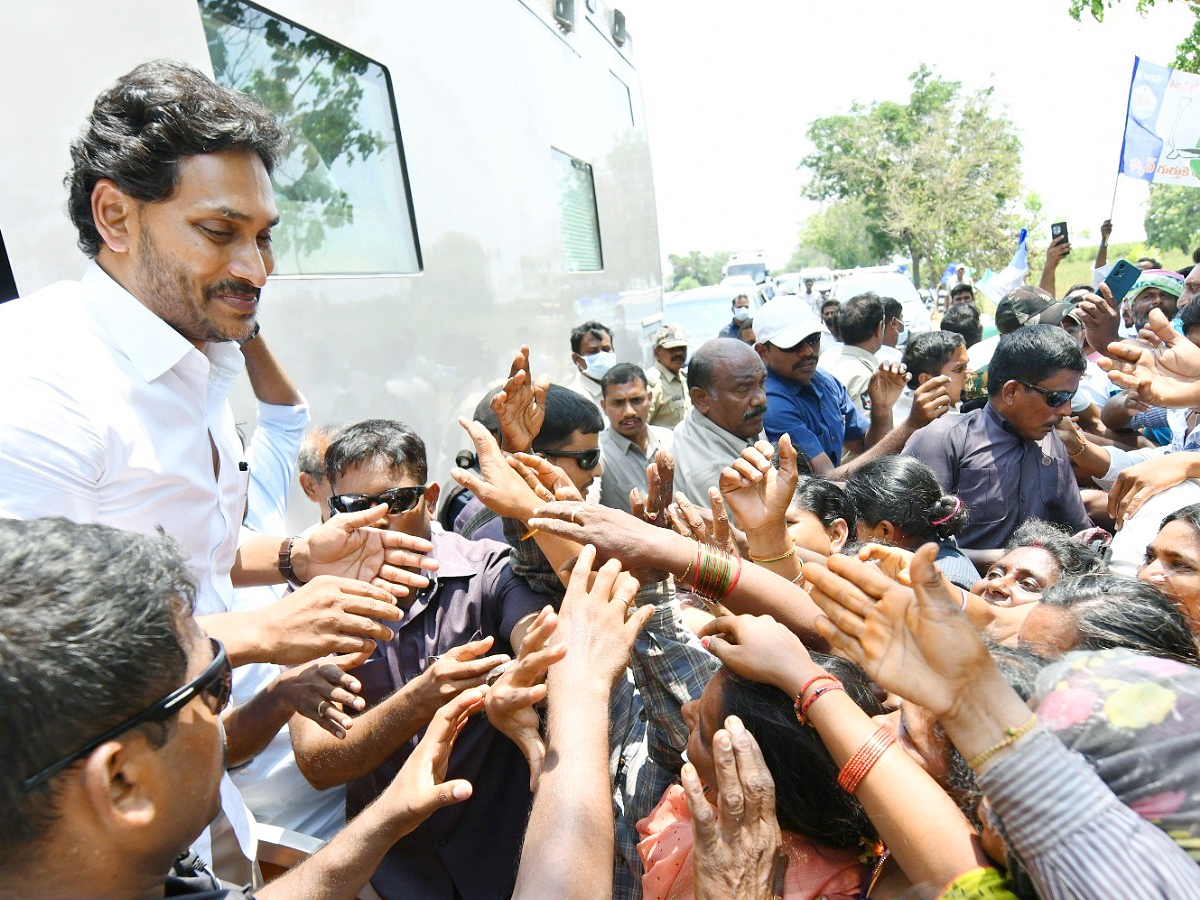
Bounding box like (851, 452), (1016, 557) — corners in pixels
(583, 350), (616, 379)
(733, 306), (751, 322)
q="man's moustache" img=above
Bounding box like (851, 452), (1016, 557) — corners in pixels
(743, 405), (767, 421)
(205, 280), (260, 301)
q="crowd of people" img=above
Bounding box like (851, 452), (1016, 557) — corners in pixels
(4, 60), (1200, 900)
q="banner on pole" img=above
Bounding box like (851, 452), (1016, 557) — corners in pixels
(1120, 56), (1200, 186)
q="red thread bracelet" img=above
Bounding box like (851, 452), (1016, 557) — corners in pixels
(798, 683), (845, 726)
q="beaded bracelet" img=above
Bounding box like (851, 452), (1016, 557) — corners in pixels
(837, 725), (897, 794)
(749, 544), (795, 564)
(798, 683), (844, 726)
(967, 714), (1038, 770)
(796, 673), (838, 699)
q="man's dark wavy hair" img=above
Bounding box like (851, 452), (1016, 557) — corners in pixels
(66, 59), (288, 257)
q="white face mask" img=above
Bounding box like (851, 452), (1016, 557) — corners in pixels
(733, 306), (751, 322)
(583, 350), (616, 379)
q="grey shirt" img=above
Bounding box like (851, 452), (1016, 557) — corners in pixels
(599, 424), (674, 513)
(672, 409), (762, 508)
(903, 403), (1091, 550)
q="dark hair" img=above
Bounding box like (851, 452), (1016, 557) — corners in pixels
(325, 419), (427, 485)
(881, 296), (904, 322)
(570, 321), (613, 354)
(1041, 575), (1200, 664)
(472, 387), (503, 441)
(600, 362), (648, 398)
(66, 60), (288, 258)
(0, 519), (194, 866)
(296, 424), (343, 482)
(533, 384), (604, 451)
(902, 331), (966, 389)
(1137, 256), (1162, 269)
(987, 326), (1086, 397)
(1162, 502), (1200, 535)
(949, 282), (974, 296)
(820, 298), (840, 313)
(843, 456), (967, 544)
(1181, 299), (1200, 333)
(940, 304), (983, 347)
(836, 293), (886, 346)
(792, 477), (854, 531)
(1063, 283), (1093, 299)
(1005, 519), (1104, 577)
(731, 294), (750, 307)
(718, 654), (882, 848)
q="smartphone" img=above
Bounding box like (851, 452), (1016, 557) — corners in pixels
(1051, 221), (1069, 245)
(1102, 259), (1140, 304)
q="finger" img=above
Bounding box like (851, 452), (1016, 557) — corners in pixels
(813, 613), (868, 664)
(729, 457), (763, 483)
(698, 615), (741, 639)
(708, 489), (731, 546)
(589, 556), (625, 602)
(336, 613), (397, 644)
(313, 708), (352, 739)
(326, 685), (365, 711)
(374, 562), (433, 591)
(1118, 485), (1153, 523)
(445, 635), (497, 661)
(563, 543), (600, 606)
(625, 602), (655, 638)
(328, 648), (375, 675)
(776, 433), (797, 479)
(804, 561), (880, 617)
(510, 645), (565, 684)
(520, 606), (558, 653)
(825, 552), (905, 600)
(680, 762), (717, 849)
(908, 542), (959, 613)
(726, 715), (776, 823)
(362, 524), (437, 557)
(711, 726), (744, 839)
(630, 487), (647, 521)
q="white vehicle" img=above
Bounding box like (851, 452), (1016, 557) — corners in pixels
(829, 270), (933, 336)
(723, 250), (769, 284)
(798, 265), (834, 295)
(0, 0), (662, 532)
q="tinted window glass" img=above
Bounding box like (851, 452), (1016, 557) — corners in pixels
(552, 148), (603, 272)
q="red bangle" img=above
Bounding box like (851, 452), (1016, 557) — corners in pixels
(722, 551), (743, 597)
(797, 683), (844, 726)
(837, 725), (896, 794)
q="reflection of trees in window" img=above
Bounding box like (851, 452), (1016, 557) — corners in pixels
(553, 150), (603, 271)
(200, 0), (390, 266)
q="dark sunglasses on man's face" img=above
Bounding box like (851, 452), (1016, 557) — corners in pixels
(22, 638), (232, 792)
(540, 447), (602, 470)
(329, 485), (427, 516)
(1015, 379), (1075, 409)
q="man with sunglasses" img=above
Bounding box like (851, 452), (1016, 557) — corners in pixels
(291, 419), (548, 900)
(904, 325), (1092, 553)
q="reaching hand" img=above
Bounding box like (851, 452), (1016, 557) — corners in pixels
(297, 508), (438, 599)
(907, 375), (953, 428)
(484, 606), (566, 791)
(551, 545), (654, 689)
(1108, 451), (1200, 524)
(867, 361), (908, 412)
(1100, 219), (1113, 243)
(262, 575), (402, 666)
(682, 716), (788, 900)
(718, 437), (798, 536)
(1045, 235), (1071, 266)
(491, 345), (550, 453)
(665, 490), (741, 560)
(805, 544), (992, 719)
(1099, 309), (1200, 407)
(414, 636), (510, 718)
(631, 449), (677, 527)
(451, 417), (545, 521)
(528, 501), (666, 571)
(856, 542), (916, 585)
(378, 687), (483, 837)
(511, 452), (583, 503)
(1074, 282), (1120, 357)
(699, 614), (822, 695)
(276, 649), (373, 739)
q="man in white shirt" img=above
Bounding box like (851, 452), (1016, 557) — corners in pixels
(564, 320), (615, 410)
(824, 292), (886, 415)
(0, 60), (431, 878)
(598, 363), (673, 513)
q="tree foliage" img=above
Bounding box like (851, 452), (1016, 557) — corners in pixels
(1144, 183), (1200, 254)
(800, 65), (1026, 286)
(1068, 0), (1200, 73)
(798, 198), (889, 270)
(667, 250), (730, 290)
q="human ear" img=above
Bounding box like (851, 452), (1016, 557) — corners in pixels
(91, 179), (138, 255)
(299, 472), (322, 503)
(917, 372), (931, 387)
(571, 352), (586, 372)
(81, 741), (156, 832)
(689, 386), (711, 414)
(424, 483), (441, 520)
(827, 518), (849, 553)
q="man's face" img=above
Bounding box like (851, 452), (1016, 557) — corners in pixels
(757, 334), (821, 385)
(654, 344), (687, 374)
(931, 343), (970, 405)
(821, 304), (838, 329)
(696, 352), (768, 438)
(804, 279), (815, 293)
(950, 288), (973, 306)
(541, 428), (603, 494)
(603, 378), (650, 441)
(330, 459), (435, 542)
(1180, 267), (1200, 311)
(126, 150), (278, 347)
(572, 331), (613, 371)
(883, 313), (904, 347)
(1132, 287), (1178, 329)
(996, 368), (1081, 441)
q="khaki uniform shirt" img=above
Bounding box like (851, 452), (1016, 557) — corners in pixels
(647, 361), (689, 428)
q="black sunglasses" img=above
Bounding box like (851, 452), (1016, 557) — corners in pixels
(329, 485), (427, 516)
(1015, 379), (1075, 409)
(23, 638), (232, 792)
(540, 447), (602, 470)
(774, 333), (822, 354)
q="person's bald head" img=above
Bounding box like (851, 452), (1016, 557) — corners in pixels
(687, 339), (768, 438)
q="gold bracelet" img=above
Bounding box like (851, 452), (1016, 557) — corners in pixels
(967, 714), (1038, 770)
(678, 545), (697, 584)
(749, 544), (796, 564)
(1068, 439), (1088, 458)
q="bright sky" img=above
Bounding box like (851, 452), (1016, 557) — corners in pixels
(620, 0), (1198, 271)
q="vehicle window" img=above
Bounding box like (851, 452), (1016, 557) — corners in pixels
(0, 228), (17, 303)
(552, 148), (603, 271)
(198, 0), (421, 275)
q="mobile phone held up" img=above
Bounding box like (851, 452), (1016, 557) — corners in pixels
(1051, 221), (1069, 247)
(1102, 259), (1140, 305)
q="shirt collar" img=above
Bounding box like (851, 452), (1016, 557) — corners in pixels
(427, 530), (481, 579)
(840, 345), (878, 364)
(690, 408), (760, 450)
(655, 361), (681, 383)
(983, 402), (1025, 440)
(79, 261), (245, 385)
(604, 425), (659, 455)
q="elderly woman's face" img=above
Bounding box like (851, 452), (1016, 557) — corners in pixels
(974, 546), (1060, 607)
(1140, 519), (1200, 630)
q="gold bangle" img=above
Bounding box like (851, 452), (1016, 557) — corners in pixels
(749, 544), (796, 564)
(678, 543), (698, 583)
(1068, 439), (1088, 458)
(967, 714), (1038, 770)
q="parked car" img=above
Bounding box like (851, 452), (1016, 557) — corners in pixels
(829, 270), (932, 336)
(663, 283), (761, 355)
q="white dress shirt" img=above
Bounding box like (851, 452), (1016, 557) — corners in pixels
(0, 261), (255, 865)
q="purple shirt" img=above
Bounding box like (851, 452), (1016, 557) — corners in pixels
(903, 403), (1090, 550)
(346, 531), (546, 900)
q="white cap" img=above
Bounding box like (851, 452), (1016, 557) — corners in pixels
(752, 298), (827, 348)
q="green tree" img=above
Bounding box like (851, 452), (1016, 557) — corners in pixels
(1069, 1), (1200, 72)
(798, 198), (889, 269)
(667, 250), (730, 290)
(1144, 183), (1200, 254)
(801, 65), (1026, 286)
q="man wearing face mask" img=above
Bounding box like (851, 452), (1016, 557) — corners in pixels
(565, 320), (616, 411)
(718, 293), (753, 339)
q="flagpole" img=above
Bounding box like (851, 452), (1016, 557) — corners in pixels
(1109, 172), (1120, 222)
